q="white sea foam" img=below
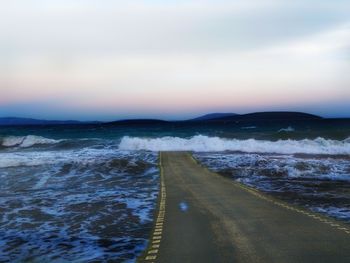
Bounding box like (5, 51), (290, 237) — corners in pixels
(194, 152), (350, 181)
(0, 146), (153, 168)
(1, 135), (59, 148)
(278, 126), (295, 132)
(0, 151), (65, 168)
(118, 135), (350, 155)
(0, 146), (158, 262)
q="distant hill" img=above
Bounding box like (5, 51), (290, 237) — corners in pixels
(0, 112), (323, 126)
(191, 113), (238, 121)
(0, 117), (88, 126)
(206, 112), (322, 122)
(106, 112), (322, 125)
(106, 119), (169, 125)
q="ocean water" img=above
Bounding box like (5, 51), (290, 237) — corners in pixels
(0, 136), (159, 262)
(0, 120), (350, 261)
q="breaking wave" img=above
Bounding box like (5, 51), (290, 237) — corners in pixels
(118, 135), (350, 155)
(1, 135), (60, 148)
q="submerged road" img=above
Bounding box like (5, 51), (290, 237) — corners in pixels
(140, 152), (350, 263)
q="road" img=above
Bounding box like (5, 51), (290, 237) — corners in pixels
(139, 152), (350, 263)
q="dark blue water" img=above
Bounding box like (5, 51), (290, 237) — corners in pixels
(1, 118), (350, 141)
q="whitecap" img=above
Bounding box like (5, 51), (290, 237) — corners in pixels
(118, 135), (350, 155)
(278, 126), (295, 132)
(1, 135), (59, 148)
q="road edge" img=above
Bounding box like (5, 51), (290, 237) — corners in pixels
(189, 152), (350, 235)
(138, 152), (166, 262)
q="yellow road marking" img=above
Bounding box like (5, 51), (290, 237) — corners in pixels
(142, 152), (167, 262)
(190, 153), (350, 236)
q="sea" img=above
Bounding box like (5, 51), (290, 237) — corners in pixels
(0, 119), (350, 262)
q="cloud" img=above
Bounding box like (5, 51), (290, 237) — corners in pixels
(1, 0), (349, 55)
(0, 0), (349, 118)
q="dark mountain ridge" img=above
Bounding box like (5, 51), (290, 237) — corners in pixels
(106, 119), (169, 125)
(0, 117), (84, 126)
(204, 112), (322, 122)
(0, 112), (324, 126)
(190, 113), (237, 121)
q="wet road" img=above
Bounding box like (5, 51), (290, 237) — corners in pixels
(140, 152), (350, 263)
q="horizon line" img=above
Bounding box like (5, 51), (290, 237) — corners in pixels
(1, 111), (350, 123)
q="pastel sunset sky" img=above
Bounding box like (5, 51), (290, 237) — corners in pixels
(1, 0), (349, 120)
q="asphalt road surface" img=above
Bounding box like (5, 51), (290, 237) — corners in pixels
(140, 152), (350, 263)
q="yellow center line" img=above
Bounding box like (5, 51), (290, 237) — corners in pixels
(143, 152), (166, 261)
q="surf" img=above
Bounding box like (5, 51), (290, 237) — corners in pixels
(119, 135), (350, 155)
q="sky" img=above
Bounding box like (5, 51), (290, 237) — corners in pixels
(0, 0), (349, 120)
